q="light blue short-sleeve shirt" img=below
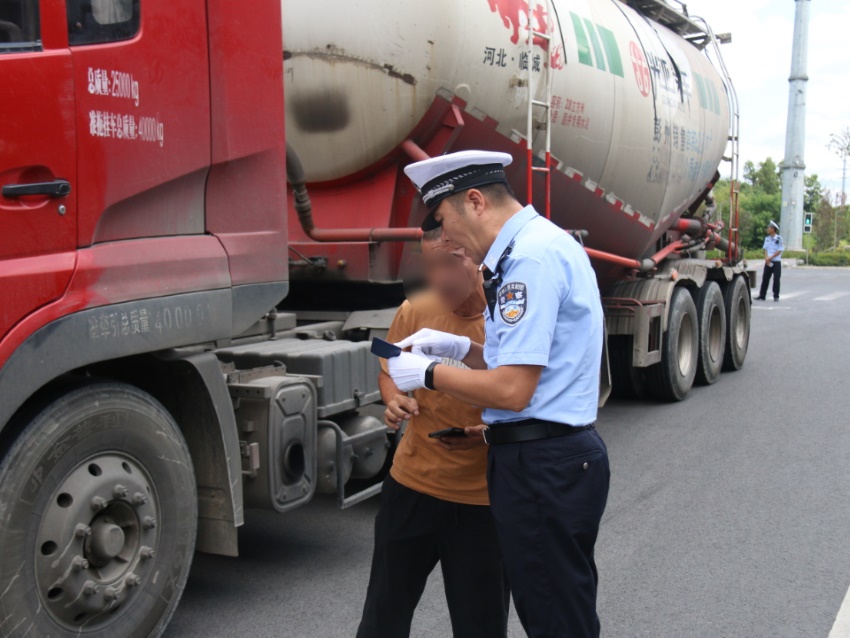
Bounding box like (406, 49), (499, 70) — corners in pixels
(763, 234), (784, 262)
(481, 206), (604, 427)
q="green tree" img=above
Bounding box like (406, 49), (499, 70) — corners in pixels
(743, 157), (781, 195)
(804, 173), (823, 212)
(711, 161), (836, 252)
(812, 195), (837, 251)
(739, 189), (781, 250)
(734, 158), (782, 250)
(710, 177), (731, 222)
(809, 191), (850, 252)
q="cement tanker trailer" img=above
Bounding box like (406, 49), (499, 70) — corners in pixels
(282, 0), (753, 401)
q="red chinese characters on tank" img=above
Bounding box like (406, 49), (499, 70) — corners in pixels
(487, 0), (563, 69)
(487, 0), (550, 46)
(550, 43), (565, 70)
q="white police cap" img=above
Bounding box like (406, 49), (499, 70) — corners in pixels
(404, 150), (513, 230)
(769, 220), (780, 231)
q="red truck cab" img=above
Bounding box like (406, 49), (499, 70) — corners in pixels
(1, 0), (288, 374)
(0, 0), (297, 635)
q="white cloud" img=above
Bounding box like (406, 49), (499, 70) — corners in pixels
(688, 0), (850, 195)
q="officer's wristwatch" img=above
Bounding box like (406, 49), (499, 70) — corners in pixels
(424, 361), (439, 390)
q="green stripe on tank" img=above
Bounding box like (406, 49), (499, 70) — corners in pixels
(694, 73), (708, 108)
(583, 18), (607, 71)
(597, 25), (624, 77)
(709, 81), (722, 114)
(570, 12), (593, 67)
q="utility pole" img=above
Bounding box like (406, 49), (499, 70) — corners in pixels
(779, 0), (811, 251)
(828, 128), (850, 250)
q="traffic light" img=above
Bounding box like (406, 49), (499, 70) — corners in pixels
(804, 212), (813, 233)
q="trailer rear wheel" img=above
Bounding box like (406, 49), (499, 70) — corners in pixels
(0, 382), (196, 638)
(647, 286), (698, 401)
(722, 276), (751, 371)
(695, 282), (727, 385)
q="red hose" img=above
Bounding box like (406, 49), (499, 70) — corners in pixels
(584, 247), (643, 270)
(307, 227), (422, 242)
(288, 141), (423, 243)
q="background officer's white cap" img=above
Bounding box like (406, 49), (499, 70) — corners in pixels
(769, 220), (780, 230)
(404, 150), (513, 230)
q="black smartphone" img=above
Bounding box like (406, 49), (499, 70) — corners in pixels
(428, 427), (467, 438)
(371, 337), (402, 359)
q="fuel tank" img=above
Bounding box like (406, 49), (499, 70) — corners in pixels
(282, 0), (730, 263)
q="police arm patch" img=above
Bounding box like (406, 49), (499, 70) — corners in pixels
(498, 282), (527, 326)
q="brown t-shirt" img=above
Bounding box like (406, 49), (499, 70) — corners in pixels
(381, 291), (489, 506)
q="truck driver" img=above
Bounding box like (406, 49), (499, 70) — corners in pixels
(356, 230), (509, 638)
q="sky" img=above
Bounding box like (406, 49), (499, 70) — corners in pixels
(686, 0), (850, 197)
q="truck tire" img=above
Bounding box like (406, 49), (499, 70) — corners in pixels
(646, 286), (698, 401)
(609, 335), (647, 400)
(694, 282), (727, 385)
(722, 275), (751, 371)
(0, 381), (197, 638)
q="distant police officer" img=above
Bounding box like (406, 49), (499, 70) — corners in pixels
(756, 220), (784, 301)
(387, 150), (610, 637)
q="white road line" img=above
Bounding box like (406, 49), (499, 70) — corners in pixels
(828, 583), (850, 637)
(814, 292), (850, 302)
(778, 290), (809, 300)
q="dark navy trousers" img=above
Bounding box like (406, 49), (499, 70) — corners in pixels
(759, 261), (782, 299)
(356, 475), (510, 638)
(487, 428), (610, 638)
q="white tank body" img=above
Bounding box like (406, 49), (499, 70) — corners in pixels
(282, 0), (730, 243)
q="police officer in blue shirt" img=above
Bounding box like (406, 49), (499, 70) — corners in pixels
(756, 220), (784, 301)
(387, 150), (610, 638)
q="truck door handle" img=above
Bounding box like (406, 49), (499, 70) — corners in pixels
(2, 179), (72, 198)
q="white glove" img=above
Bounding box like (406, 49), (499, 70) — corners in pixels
(387, 351), (434, 392)
(396, 328), (471, 362)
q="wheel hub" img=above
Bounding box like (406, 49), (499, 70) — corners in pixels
(35, 454), (159, 630)
(87, 520), (126, 563)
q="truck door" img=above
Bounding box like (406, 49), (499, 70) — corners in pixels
(67, 0), (212, 247)
(0, 0), (78, 340)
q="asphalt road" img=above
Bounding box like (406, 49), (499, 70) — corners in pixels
(167, 267), (850, 638)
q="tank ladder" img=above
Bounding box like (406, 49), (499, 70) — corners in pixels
(727, 112), (741, 263)
(525, 0), (554, 219)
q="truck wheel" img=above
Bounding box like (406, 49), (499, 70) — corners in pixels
(722, 275), (751, 371)
(0, 382), (197, 638)
(694, 282), (727, 385)
(646, 286), (698, 401)
(609, 336), (647, 400)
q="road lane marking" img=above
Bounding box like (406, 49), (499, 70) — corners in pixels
(777, 291), (809, 300)
(828, 583), (850, 637)
(814, 292), (850, 301)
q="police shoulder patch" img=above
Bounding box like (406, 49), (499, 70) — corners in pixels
(498, 282), (527, 326)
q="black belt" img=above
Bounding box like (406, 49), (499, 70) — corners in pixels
(483, 419), (595, 445)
